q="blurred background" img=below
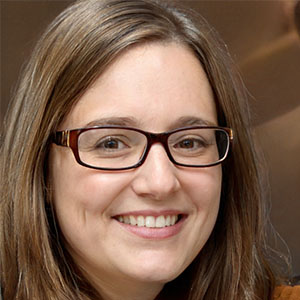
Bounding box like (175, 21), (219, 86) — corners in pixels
(1, 0), (299, 278)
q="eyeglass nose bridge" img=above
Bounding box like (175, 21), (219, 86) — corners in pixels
(137, 131), (176, 167)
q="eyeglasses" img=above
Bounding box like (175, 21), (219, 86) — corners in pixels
(53, 125), (233, 170)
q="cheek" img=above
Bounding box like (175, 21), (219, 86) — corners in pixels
(54, 171), (133, 216)
(183, 166), (221, 247)
(49, 146), (132, 220)
(182, 166), (222, 210)
(171, 166), (222, 268)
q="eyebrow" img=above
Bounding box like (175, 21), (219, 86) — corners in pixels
(83, 116), (216, 130)
(84, 117), (140, 127)
(171, 116), (216, 128)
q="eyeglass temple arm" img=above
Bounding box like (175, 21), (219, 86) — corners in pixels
(228, 128), (233, 141)
(53, 130), (70, 147)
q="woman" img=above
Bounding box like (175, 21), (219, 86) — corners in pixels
(1, 0), (299, 299)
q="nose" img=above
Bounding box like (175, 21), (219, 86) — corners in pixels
(131, 144), (180, 200)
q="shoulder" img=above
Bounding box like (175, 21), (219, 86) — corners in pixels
(273, 285), (300, 300)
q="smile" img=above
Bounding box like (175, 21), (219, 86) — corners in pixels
(116, 215), (180, 228)
(113, 212), (187, 239)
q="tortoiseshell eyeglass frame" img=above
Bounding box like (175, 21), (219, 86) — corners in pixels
(52, 125), (233, 171)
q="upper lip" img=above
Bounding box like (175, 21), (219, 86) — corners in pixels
(112, 209), (186, 218)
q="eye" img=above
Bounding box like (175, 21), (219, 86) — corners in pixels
(177, 139), (197, 149)
(96, 136), (129, 151)
(174, 137), (208, 150)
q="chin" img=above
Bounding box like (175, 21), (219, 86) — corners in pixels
(121, 255), (187, 284)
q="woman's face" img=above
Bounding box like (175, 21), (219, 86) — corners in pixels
(49, 43), (222, 295)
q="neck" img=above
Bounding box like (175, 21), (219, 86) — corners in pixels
(85, 269), (165, 300)
(99, 281), (163, 300)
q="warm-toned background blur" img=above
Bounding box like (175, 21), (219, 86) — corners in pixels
(1, 0), (299, 278)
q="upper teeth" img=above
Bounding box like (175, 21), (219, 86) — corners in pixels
(116, 215), (179, 228)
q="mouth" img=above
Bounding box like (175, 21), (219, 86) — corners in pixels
(112, 212), (187, 239)
(113, 214), (183, 228)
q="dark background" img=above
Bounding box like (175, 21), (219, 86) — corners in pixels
(1, 0), (300, 277)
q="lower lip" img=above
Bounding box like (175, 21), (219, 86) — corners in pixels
(115, 216), (187, 240)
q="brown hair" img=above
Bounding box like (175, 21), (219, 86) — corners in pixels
(0, 0), (286, 299)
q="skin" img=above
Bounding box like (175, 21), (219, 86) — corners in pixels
(49, 42), (222, 300)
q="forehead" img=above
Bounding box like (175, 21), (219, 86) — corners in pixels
(59, 42), (217, 131)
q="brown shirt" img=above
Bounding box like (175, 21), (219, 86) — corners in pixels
(274, 286), (300, 300)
